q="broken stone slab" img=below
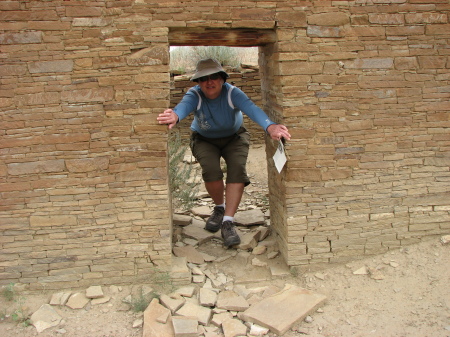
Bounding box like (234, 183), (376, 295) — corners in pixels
(238, 231), (259, 250)
(173, 213), (192, 226)
(91, 296), (111, 305)
(353, 266), (368, 275)
(199, 288), (218, 307)
(241, 284), (326, 335)
(441, 234), (450, 245)
(174, 286), (196, 298)
(269, 263), (291, 277)
(183, 220), (216, 245)
(201, 252), (217, 262)
(184, 238), (199, 246)
(222, 318), (248, 337)
(191, 206), (212, 218)
(176, 301), (212, 326)
(173, 245), (205, 264)
(86, 285), (104, 299)
(216, 290), (250, 312)
(211, 311), (234, 327)
(257, 226), (271, 241)
(66, 292), (90, 309)
(251, 258), (267, 267)
(133, 318), (144, 328)
(172, 316), (199, 337)
(30, 304), (62, 333)
(235, 209), (265, 226)
(252, 245), (267, 255)
(157, 310), (170, 324)
(249, 323), (269, 336)
(368, 267), (385, 280)
(159, 293), (185, 314)
(143, 298), (174, 337)
(49, 292), (71, 306)
(170, 257), (191, 283)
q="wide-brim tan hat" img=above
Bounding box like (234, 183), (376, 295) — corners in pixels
(190, 58), (229, 81)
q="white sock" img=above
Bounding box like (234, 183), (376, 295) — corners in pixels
(216, 203), (225, 208)
(223, 216), (234, 223)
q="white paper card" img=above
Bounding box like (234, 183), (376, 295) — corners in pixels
(273, 141), (287, 173)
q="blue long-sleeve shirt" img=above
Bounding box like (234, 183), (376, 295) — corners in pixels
(173, 82), (275, 138)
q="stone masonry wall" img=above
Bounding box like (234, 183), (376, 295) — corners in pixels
(0, 0), (449, 288)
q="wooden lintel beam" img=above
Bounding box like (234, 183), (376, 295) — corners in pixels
(169, 28), (276, 47)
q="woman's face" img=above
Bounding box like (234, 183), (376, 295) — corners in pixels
(197, 73), (224, 99)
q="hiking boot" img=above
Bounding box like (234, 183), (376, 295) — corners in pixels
(205, 206), (225, 232)
(221, 220), (241, 247)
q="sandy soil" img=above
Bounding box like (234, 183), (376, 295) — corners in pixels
(1, 145), (449, 337)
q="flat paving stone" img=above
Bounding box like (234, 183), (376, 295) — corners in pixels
(172, 316), (198, 337)
(241, 284), (326, 335)
(143, 298), (174, 337)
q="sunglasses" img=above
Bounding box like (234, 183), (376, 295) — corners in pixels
(198, 73), (221, 82)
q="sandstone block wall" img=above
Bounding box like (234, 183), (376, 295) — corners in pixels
(0, 0), (449, 288)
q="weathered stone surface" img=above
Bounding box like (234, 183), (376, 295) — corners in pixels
(199, 288), (218, 307)
(86, 285), (104, 299)
(61, 87), (114, 103)
(308, 12), (349, 26)
(173, 245), (205, 264)
(173, 214), (192, 226)
(28, 60), (73, 73)
(211, 312), (234, 327)
(143, 298), (174, 337)
(66, 292), (90, 309)
(172, 316), (198, 337)
(176, 302), (212, 326)
(174, 286), (196, 298)
(127, 46), (169, 66)
(222, 318), (248, 337)
(241, 284), (326, 335)
(66, 157), (109, 173)
(252, 245), (267, 255)
(191, 206), (212, 218)
(235, 209), (265, 226)
(0, 31), (42, 44)
(30, 304), (62, 333)
(249, 324), (269, 336)
(170, 257), (191, 283)
(183, 219), (216, 245)
(8, 160), (65, 175)
(159, 293), (185, 314)
(91, 296), (111, 305)
(238, 231), (260, 250)
(216, 291), (250, 312)
(49, 292), (71, 306)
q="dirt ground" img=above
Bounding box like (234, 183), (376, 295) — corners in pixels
(1, 145), (449, 337)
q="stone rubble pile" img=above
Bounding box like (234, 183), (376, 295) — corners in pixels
(28, 205), (327, 336)
(141, 206), (327, 336)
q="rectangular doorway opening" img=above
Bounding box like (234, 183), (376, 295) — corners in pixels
(167, 28), (283, 258)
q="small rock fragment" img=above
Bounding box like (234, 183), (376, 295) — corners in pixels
(86, 285), (104, 299)
(66, 293), (90, 309)
(353, 266), (368, 275)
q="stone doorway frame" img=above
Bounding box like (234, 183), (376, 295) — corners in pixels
(167, 27), (288, 264)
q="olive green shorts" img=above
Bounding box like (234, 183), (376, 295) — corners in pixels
(190, 127), (250, 186)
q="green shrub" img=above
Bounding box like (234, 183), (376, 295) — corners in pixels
(170, 46), (258, 73)
(2, 283), (15, 301)
(168, 131), (200, 211)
